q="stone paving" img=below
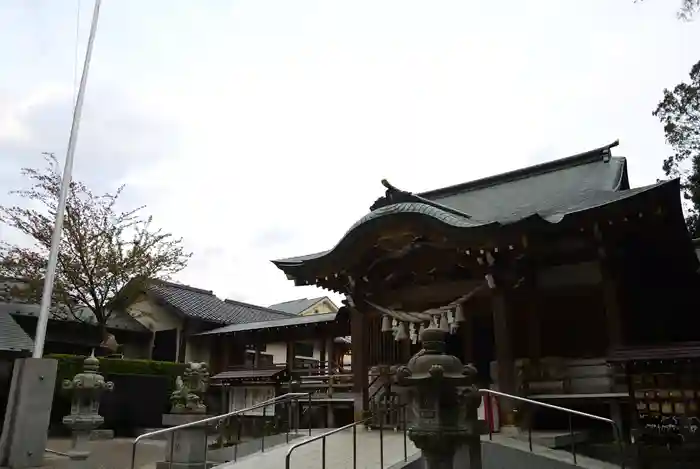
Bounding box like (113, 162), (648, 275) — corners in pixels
(0, 429), (622, 469)
(217, 427), (419, 469)
(24, 438), (166, 469)
(486, 434), (621, 469)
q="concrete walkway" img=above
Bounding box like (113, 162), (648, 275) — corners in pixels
(216, 427), (418, 469)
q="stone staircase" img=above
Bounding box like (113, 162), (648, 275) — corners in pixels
(214, 427), (417, 469)
(206, 429), (623, 469)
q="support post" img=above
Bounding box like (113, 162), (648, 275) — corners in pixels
(0, 358), (58, 468)
(485, 252), (518, 431)
(286, 341), (296, 372)
(221, 336), (231, 371)
(319, 338), (327, 374)
(594, 223), (623, 349)
(461, 311), (474, 365)
(253, 339), (262, 369)
(326, 336), (335, 428)
(350, 307), (368, 420)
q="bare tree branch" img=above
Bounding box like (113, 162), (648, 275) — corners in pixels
(0, 154), (192, 338)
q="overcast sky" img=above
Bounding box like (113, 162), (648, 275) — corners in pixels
(1, 0), (698, 308)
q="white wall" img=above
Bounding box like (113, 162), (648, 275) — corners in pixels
(266, 342), (288, 364)
(185, 335), (212, 364)
(127, 293), (182, 361)
(265, 340), (325, 364)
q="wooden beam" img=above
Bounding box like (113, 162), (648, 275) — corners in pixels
(368, 279), (483, 310)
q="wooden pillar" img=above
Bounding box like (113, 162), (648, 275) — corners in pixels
(221, 335), (231, 372)
(350, 306), (368, 419)
(461, 312), (474, 365)
(253, 340), (262, 369)
(486, 252), (518, 429)
(595, 223), (623, 349)
(286, 341), (296, 372)
(326, 336), (336, 427)
(524, 265), (542, 364)
(319, 338), (327, 373)
(326, 337), (335, 373)
(400, 335), (411, 364)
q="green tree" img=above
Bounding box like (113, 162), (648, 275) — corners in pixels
(638, 0), (699, 20)
(653, 61), (700, 238)
(0, 154), (192, 340)
(677, 0), (700, 19)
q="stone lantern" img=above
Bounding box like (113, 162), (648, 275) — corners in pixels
(62, 352), (114, 468)
(395, 326), (483, 469)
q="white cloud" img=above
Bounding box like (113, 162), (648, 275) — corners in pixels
(1, 0), (699, 308)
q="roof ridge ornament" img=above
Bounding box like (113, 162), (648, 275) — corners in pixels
(370, 179), (473, 219)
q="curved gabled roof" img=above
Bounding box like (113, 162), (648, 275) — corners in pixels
(273, 141), (677, 275)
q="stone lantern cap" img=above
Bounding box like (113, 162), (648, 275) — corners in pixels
(395, 327), (477, 387)
(62, 352), (115, 395)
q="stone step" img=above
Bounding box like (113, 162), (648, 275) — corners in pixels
(518, 430), (590, 449)
(214, 427), (417, 469)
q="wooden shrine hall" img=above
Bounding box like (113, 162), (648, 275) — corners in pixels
(271, 140), (700, 443)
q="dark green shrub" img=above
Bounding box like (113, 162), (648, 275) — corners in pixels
(46, 354), (187, 393)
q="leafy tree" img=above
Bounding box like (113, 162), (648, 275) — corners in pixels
(677, 0), (700, 19)
(653, 61), (700, 238)
(0, 154), (192, 341)
(638, 0), (700, 20)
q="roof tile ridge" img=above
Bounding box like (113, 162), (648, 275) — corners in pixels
(151, 279), (214, 295)
(418, 140), (620, 199)
(224, 298), (297, 317)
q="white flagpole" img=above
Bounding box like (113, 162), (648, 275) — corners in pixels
(33, 0), (103, 358)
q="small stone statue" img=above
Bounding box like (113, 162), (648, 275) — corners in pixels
(159, 363), (212, 469)
(170, 362), (210, 414)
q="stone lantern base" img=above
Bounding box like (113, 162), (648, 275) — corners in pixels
(156, 414), (216, 469)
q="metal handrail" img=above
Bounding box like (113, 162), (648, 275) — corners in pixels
(131, 392), (310, 469)
(480, 389), (625, 469)
(285, 401), (409, 469)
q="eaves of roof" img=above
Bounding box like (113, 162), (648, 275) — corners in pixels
(196, 311), (342, 336)
(273, 179), (676, 269)
(268, 296), (329, 315)
(0, 311), (34, 353)
(145, 280), (294, 326)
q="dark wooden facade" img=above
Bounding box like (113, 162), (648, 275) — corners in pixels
(272, 141), (700, 442)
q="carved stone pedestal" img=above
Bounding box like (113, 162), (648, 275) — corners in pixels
(156, 414), (215, 469)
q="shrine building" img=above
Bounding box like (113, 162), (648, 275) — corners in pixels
(271, 140), (700, 445)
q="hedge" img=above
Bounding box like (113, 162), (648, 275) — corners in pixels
(46, 354), (188, 393)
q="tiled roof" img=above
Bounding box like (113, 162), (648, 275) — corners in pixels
(0, 280), (149, 333)
(211, 367), (285, 381)
(223, 298), (295, 323)
(197, 311), (344, 335)
(146, 281), (294, 325)
(272, 142), (675, 268)
(268, 297), (326, 315)
(0, 302), (149, 332)
(0, 310), (34, 353)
